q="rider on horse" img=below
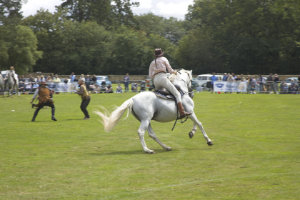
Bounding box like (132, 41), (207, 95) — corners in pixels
(149, 48), (191, 119)
(5, 66), (18, 84)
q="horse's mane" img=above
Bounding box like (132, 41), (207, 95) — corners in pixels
(169, 69), (192, 85)
(178, 69), (192, 81)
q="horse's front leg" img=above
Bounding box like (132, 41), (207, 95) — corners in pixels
(189, 113), (213, 146)
(138, 120), (154, 153)
(148, 124), (172, 151)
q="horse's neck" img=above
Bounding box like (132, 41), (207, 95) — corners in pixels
(8, 74), (13, 80)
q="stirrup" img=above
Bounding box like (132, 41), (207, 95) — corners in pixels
(178, 112), (191, 119)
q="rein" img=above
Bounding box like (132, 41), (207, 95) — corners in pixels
(171, 70), (192, 131)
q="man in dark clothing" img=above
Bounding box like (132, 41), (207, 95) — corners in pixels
(76, 79), (91, 119)
(31, 82), (57, 122)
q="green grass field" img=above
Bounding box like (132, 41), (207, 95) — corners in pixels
(0, 92), (299, 200)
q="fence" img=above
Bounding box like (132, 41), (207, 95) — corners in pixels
(18, 82), (78, 94)
(9, 80), (300, 95)
(17, 81), (149, 94)
(211, 81), (300, 94)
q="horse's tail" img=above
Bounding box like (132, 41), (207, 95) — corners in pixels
(94, 98), (134, 132)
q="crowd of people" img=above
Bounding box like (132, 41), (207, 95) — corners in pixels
(15, 72), (151, 94)
(10, 72), (300, 95)
(210, 73), (300, 94)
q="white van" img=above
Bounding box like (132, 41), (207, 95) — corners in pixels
(192, 74), (223, 91)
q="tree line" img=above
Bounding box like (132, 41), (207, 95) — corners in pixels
(0, 0), (299, 75)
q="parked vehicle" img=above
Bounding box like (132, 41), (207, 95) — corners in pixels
(192, 74), (223, 91)
(96, 76), (112, 86)
(284, 77), (298, 86)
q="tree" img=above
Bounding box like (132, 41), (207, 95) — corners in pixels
(106, 26), (151, 75)
(0, 0), (23, 25)
(180, 0), (300, 74)
(23, 10), (111, 74)
(0, 25), (42, 73)
(135, 14), (186, 44)
(59, 0), (138, 27)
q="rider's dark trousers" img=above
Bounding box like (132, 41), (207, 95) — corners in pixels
(32, 101), (55, 121)
(80, 96), (90, 118)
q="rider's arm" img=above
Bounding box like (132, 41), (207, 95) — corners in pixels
(163, 57), (175, 74)
(31, 89), (39, 103)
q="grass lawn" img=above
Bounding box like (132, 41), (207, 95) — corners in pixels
(0, 92), (299, 199)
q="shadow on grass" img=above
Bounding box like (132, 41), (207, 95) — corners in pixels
(64, 118), (85, 121)
(22, 118), (82, 122)
(89, 148), (174, 156)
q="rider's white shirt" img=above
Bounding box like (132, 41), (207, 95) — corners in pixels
(149, 56), (174, 79)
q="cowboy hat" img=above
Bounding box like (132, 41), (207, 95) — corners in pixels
(154, 48), (164, 57)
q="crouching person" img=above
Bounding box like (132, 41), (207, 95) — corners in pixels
(31, 82), (57, 122)
(76, 79), (91, 119)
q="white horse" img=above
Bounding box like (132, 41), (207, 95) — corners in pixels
(0, 75), (4, 95)
(95, 69), (213, 153)
(5, 72), (19, 96)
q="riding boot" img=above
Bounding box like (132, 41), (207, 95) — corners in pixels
(51, 107), (57, 121)
(177, 102), (191, 119)
(32, 108), (40, 122)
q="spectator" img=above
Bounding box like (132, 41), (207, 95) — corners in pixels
(105, 84), (113, 93)
(40, 75), (46, 82)
(91, 75), (97, 83)
(46, 75), (53, 82)
(18, 76), (25, 93)
(85, 75), (91, 91)
(53, 74), (61, 83)
(29, 75), (35, 83)
(80, 74), (85, 82)
(124, 73), (130, 92)
(227, 73), (235, 93)
(249, 76), (257, 94)
(280, 81), (289, 94)
(258, 75), (265, 93)
(273, 74), (279, 94)
(232, 73), (237, 80)
(140, 81), (146, 92)
(100, 81), (106, 93)
(266, 73), (273, 93)
(116, 84), (123, 93)
(289, 80), (298, 94)
(211, 73), (218, 92)
(131, 82), (138, 92)
(222, 73), (228, 81)
(36, 76), (41, 83)
(70, 72), (76, 82)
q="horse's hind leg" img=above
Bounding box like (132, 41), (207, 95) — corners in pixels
(138, 120), (154, 153)
(190, 113), (213, 145)
(188, 123), (197, 139)
(148, 124), (172, 151)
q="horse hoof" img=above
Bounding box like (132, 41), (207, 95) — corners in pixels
(189, 131), (194, 138)
(145, 150), (155, 154)
(207, 141), (213, 146)
(165, 147), (172, 151)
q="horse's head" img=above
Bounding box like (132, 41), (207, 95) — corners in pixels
(172, 69), (193, 97)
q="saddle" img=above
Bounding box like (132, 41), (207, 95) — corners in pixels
(154, 85), (184, 101)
